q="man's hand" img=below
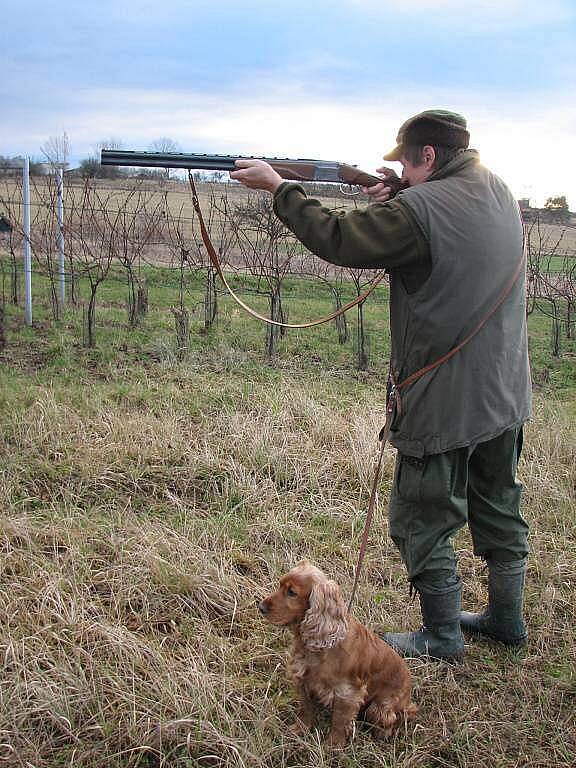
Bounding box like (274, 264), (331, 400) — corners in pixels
(230, 159), (283, 194)
(363, 166), (405, 203)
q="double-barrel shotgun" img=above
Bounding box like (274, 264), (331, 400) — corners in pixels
(100, 149), (386, 188)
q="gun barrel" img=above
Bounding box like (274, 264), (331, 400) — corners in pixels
(101, 150), (326, 172)
(100, 150), (383, 187)
(101, 150), (244, 171)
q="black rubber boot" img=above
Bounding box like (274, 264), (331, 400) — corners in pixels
(460, 557), (528, 647)
(383, 573), (465, 662)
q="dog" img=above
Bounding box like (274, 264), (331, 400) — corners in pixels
(259, 560), (417, 747)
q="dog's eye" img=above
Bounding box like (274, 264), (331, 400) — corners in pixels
(286, 586), (297, 598)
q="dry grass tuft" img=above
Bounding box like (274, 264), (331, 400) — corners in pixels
(0, 382), (574, 766)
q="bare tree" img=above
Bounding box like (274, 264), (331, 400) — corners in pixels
(64, 180), (125, 347)
(525, 215), (576, 358)
(0, 174), (64, 321)
(96, 138), (124, 151)
(107, 183), (166, 327)
(345, 268), (378, 370)
(229, 192), (295, 359)
(163, 194), (205, 357)
(148, 137), (181, 180)
(302, 258), (352, 344)
(198, 185), (236, 328)
(40, 132), (70, 169)
(93, 138), (125, 179)
(0, 206), (19, 305)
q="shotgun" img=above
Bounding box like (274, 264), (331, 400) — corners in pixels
(100, 149), (387, 188)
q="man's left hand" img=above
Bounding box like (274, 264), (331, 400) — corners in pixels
(230, 159), (283, 194)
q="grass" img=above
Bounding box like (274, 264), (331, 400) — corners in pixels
(0, 250), (575, 767)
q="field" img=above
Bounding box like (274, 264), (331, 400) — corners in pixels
(0, 181), (575, 767)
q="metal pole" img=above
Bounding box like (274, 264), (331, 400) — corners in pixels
(57, 167), (65, 311)
(23, 157), (32, 325)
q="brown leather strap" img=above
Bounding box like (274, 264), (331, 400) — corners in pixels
(347, 400), (395, 612)
(395, 251), (527, 393)
(189, 174), (387, 329)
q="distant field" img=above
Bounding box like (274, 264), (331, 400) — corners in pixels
(2, 176), (574, 269)
(529, 220), (576, 250)
(0, 176), (352, 270)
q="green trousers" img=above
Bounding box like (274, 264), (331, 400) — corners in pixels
(389, 426), (529, 580)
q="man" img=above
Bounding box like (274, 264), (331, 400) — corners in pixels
(231, 110), (531, 662)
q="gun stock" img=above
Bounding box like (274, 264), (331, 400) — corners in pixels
(100, 150), (384, 187)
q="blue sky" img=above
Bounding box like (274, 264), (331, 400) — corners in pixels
(2, 0), (575, 205)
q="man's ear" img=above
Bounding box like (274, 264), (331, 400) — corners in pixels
(422, 145), (436, 169)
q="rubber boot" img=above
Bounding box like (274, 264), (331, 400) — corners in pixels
(383, 573), (465, 661)
(460, 557), (528, 646)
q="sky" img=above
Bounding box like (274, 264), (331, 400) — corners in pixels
(1, 0), (575, 207)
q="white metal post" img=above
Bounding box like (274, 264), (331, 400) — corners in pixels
(57, 167), (65, 310)
(23, 157), (32, 325)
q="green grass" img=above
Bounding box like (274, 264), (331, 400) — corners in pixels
(1, 257), (394, 379)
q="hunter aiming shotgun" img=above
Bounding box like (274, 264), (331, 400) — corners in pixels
(99, 147), (391, 329)
(100, 149), (388, 188)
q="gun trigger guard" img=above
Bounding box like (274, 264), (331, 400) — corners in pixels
(339, 183), (361, 197)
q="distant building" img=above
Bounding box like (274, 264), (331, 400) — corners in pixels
(517, 198), (574, 224)
(0, 159), (68, 176)
(0, 158), (25, 175)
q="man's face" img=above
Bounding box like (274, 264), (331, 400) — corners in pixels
(400, 145), (436, 187)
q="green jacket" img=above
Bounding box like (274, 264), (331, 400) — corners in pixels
(273, 150), (531, 456)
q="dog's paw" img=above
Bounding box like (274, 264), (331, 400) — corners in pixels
(324, 731), (349, 749)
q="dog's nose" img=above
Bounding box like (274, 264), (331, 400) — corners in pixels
(258, 600), (270, 615)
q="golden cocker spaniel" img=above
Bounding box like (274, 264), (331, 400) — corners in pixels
(259, 561), (417, 747)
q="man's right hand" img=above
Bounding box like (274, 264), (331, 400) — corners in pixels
(363, 167), (405, 203)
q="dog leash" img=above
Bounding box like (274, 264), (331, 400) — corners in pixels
(188, 174), (387, 329)
(346, 248), (527, 612)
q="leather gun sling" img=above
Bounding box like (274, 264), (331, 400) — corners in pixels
(189, 175), (386, 328)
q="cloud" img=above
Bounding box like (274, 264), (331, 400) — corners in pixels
(470, 102), (576, 205)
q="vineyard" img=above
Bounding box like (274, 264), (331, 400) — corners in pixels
(1, 174), (575, 376)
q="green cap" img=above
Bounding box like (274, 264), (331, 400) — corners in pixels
(383, 109), (470, 162)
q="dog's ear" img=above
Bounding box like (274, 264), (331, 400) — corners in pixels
(300, 579), (348, 649)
